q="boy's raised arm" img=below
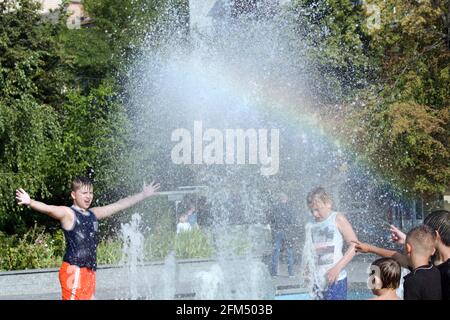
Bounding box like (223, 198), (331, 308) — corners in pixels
(353, 240), (409, 268)
(91, 181), (160, 220)
(15, 188), (70, 221)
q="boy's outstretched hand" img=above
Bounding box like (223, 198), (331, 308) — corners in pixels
(16, 188), (31, 206)
(390, 225), (406, 244)
(352, 240), (371, 253)
(142, 181), (161, 197)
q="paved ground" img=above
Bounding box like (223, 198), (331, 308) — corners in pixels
(0, 254), (378, 300)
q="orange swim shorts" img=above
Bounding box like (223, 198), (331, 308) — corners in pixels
(59, 262), (96, 300)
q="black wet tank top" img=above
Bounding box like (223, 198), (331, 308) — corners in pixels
(63, 206), (98, 270)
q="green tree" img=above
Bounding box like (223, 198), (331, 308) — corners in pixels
(366, 0), (450, 108)
(56, 82), (131, 203)
(0, 0), (67, 233)
(62, 0), (188, 85)
(0, 0), (132, 235)
(343, 98), (449, 194)
(288, 0), (374, 104)
(342, 0), (450, 195)
(286, 0), (449, 195)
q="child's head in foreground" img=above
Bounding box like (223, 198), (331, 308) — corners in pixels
(369, 257), (401, 294)
(405, 224), (436, 259)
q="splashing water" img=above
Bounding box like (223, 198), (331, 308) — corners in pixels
(193, 259), (274, 299)
(119, 213), (147, 299)
(154, 251), (178, 299)
(111, 0), (420, 299)
(299, 222), (324, 299)
(193, 264), (225, 300)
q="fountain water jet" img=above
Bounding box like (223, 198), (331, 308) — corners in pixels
(112, 0), (408, 300)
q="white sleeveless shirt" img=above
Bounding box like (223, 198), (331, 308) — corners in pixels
(308, 211), (347, 289)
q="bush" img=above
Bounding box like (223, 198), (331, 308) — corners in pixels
(0, 224), (63, 271)
(97, 238), (123, 265)
(145, 231), (175, 261)
(174, 228), (214, 259)
(0, 224), (216, 271)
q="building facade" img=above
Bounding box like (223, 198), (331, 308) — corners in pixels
(38, 0), (89, 28)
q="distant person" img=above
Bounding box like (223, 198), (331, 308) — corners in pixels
(367, 258), (401, 300)
(390, 210), (450, 300)
(196, 196), (212, 227)
(302, 187), (358, 300)
(177, 213), (192, 234)
(355, 225), (442, 300)
(185, 202), (198, 228)
(15, 176), (160, 300)
(269, 192), (296, 277)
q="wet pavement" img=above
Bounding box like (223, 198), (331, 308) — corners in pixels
(0, 254), (378, 300)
